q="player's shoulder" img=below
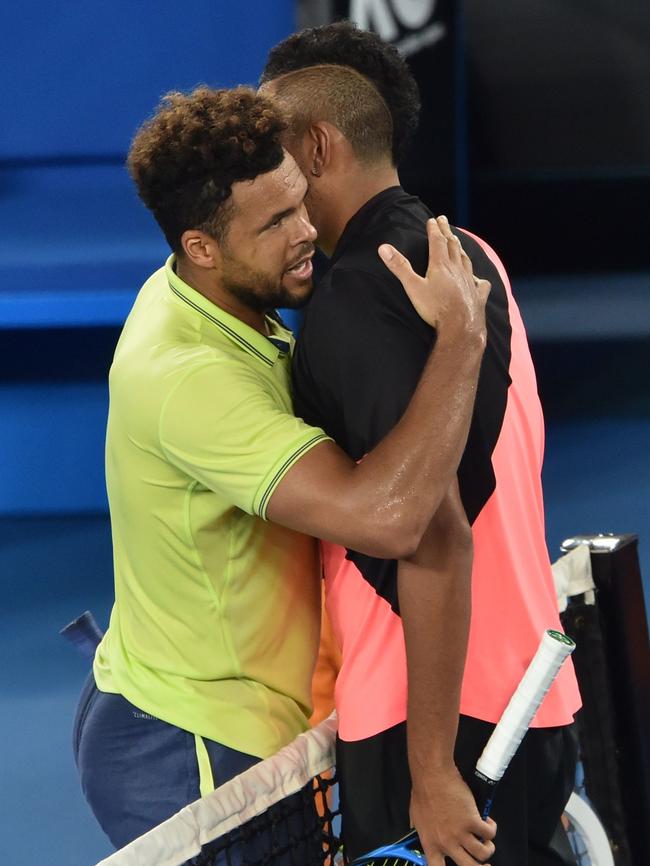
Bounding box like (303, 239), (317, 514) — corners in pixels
(454, 227), (509, 287)
(342, 193), (431, 279)
(310, 207), (430, 313)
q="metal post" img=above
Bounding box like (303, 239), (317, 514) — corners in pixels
(561, 534), (650, 866)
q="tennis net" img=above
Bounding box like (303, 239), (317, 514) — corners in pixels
(95, 713), (341, 866)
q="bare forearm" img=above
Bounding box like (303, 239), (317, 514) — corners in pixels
(397, 486), (497, 865)
(398, 485), (472, 777)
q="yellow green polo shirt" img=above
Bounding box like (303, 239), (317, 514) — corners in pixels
(94, 256), (330, 759)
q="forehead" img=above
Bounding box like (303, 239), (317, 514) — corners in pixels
(230, 151), (306, 218)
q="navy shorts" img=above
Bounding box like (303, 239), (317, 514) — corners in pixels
(73, 673), (320, 863)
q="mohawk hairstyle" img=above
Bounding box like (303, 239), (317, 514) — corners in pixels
(127, 86), (287, 252)
(266, 64), (393, 166)
(261, 20), (420, 166)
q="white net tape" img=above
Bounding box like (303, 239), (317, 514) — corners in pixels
(552, 544), (595, 612)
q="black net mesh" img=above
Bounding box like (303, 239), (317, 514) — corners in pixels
(188, 774), (341, 866)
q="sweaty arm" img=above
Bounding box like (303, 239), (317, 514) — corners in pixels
(399, 482), (496, 866)
(267, 217), (489, 559)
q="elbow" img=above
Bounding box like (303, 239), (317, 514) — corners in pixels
(349, 485), (453, 559)
(375, 538), (420, 561)
(378, 498), (454, 560)
(387, 522), (425, 560)
(362, 515), (426, 560)
(389, 493), (474, 563)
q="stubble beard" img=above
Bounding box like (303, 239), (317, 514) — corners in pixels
(221, 255), (314, 313)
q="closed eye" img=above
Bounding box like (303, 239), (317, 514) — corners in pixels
(259, 189), (309, 234)
(263, 209), (292, 232)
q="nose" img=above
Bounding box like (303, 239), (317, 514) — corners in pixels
(294, 206), (317, 245)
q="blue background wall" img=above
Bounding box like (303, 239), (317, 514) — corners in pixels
(0, 2), (648, 865)
(0, 0), (299, 514)
(1, 1), (296, 158)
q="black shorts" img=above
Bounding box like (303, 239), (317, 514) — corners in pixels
(337, 715), (578, 865)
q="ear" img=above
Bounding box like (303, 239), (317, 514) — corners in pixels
(180, 230), (220, 270)
(307, 121), (335, 177)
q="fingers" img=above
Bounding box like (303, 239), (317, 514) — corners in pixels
(463, 830), (496, 862)
(475, 277), (491, 303)
(459, 815), (496, 864)
(456, 816), (496, 866)
(439, 220), (473, 281)
(377, 243), (417, 282)
(378, 216), (490, 331)
(467, 815), (497, 841)
(482, 817), (497, 836)
(425, 216), (451, 273)
(442, 844), (490, 866)
(420, 825), (497, 866)
(436, 214), (463, 266)
(420, 816), (497, 866)
(444, 217), (492, 305)
(436, 219), (490, 301)
(426, 215), (450, 249)
(460, 246), (474, 280)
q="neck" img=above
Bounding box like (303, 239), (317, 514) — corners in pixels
(175, 257), (267, 334)
(319, 163), (400, 256)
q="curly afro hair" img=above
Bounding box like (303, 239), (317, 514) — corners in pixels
(127, 86), (287, 252)
(260, 21), (420, 167)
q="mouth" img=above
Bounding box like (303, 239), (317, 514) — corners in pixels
(285, 252), (314, 280)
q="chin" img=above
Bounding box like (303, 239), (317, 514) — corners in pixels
(279, 280), (314, 310)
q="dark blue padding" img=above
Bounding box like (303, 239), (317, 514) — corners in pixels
(0, 163), (305, 331)
(0, 0), (295, 329)
(1, 0), (295, 159)
(0, 164), (166, 326)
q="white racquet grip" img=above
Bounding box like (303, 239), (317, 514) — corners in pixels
(475, 629), (575, 783)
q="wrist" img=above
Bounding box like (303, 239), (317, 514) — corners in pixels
(410, 753), (458, 784)
(436, 316), (486, 356)
(410, 764), (463, 806)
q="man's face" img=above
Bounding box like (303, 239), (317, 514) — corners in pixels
(219, 152), (317, 312)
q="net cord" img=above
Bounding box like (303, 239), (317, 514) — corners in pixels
(95, 713), (338, 866)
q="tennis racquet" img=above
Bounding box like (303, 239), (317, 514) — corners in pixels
(348, 629), (576, 865)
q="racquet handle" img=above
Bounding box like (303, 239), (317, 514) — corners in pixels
(474, 629), (575, 817)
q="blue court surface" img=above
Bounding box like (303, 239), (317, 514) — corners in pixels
(1, 414), (648, 866)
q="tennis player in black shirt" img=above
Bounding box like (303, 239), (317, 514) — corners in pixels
(261, 22), (580, 866)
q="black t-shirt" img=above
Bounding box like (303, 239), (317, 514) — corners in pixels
(292, 186), (512, 613)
